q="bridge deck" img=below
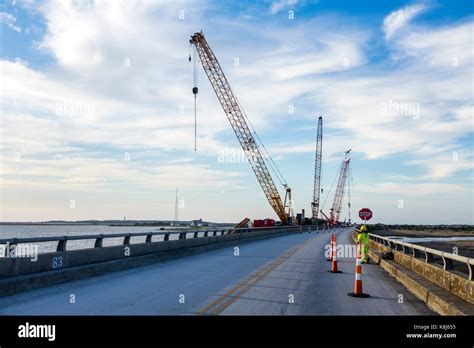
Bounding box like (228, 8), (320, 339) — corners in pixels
(0, 228), (432, 315)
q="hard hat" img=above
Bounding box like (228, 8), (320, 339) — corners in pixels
(360, 225), (367, 232)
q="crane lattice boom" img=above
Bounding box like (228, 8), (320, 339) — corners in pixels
(329, 149), (351, 224)
(190, 32), (288, 223)
(311, 116), (323, 220)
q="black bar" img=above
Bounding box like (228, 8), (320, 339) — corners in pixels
(0, 316), (471, 346)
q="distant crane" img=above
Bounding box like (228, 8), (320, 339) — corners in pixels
(328, 149), (351, 225)
(189, 32), (292, 224)
(311, 116), (323, 221)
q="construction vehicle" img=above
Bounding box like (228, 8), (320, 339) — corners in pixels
(189, 32), (293, 224)
(311, 116), (323, 222)
(227, 217), (251, 234)
(321, 149), (351, 225)
(253, 219), (276, 228)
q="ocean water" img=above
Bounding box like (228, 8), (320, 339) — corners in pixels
(0, 224), (189, 253)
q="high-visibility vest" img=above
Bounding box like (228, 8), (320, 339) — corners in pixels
(357, 233), (369, 258)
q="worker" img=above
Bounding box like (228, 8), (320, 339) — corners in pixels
(356, 225), (370, 264)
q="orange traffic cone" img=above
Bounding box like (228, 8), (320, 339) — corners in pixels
(328, 235), (342, 273)
(348, 245), (370, 297)
(327, 234), (335, 261)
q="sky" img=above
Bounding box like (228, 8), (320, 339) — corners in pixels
(0, 0), (473, 224)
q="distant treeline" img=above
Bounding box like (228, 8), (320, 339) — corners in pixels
(367, 224), (474, 232)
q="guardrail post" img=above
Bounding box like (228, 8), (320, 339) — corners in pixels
(95, 235), (103, 248)
(123, 234), (132, 245)
(221, 230), (225, 236)
(193, 231), (199, 238)
(444, 257), (453, 270)
(164, 233), (170, 241)
(204, 231), (208, 237)
(146, 233), (153, 243)
(179, 232), (186, 240)
(8, 239), (17, 254)
(213, 231), (217, 236)
(425, 251), (433, 263)
(56, 236), (68, 252)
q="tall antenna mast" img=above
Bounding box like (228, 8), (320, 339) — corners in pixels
(173, 187), (179, 224)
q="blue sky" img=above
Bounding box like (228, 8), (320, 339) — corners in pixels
(0, 0), (473, 224)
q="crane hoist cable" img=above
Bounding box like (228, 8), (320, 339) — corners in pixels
(232, 89), (288, 187)
(190, 43), (198, 151)
(347, 166), (352, 223)
(189, 41), (287, 188)
(189, 36), (287, 189)
(321, 167), (338, 213)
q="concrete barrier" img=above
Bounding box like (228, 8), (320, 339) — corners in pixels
(352, 232), (474, 315)
(0, 226), (302, 297)
(367, 235), (473, 305)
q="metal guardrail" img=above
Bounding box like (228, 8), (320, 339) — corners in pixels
(0, 226), (302, 255)
(369, 233), (474, 280)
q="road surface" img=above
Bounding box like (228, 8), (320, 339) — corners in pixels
(0, 227), (433, 315)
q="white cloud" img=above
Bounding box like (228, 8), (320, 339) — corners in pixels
(354, 182), (467, 195)
(0, 11), (21, 32)
(0, 154), (244, 191)
(408, 152), (473, 179)
(270, 0), (298, 15)
(383, 3), (426, 40)
(395, 20), (473, 68)
(1, 1), (472, 222)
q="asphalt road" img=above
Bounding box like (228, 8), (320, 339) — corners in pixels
(0, 227), (433, 315)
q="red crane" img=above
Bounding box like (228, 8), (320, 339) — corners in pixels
(320, 149), (351, 225)
(328, 149), (351, 224)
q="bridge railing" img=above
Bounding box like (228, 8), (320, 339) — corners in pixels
(0, 226), (302, 255)
(369, 233), (474, 281)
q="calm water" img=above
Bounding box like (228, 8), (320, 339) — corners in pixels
(0, 224), (187, 253)
(387, 236), (474, 243)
